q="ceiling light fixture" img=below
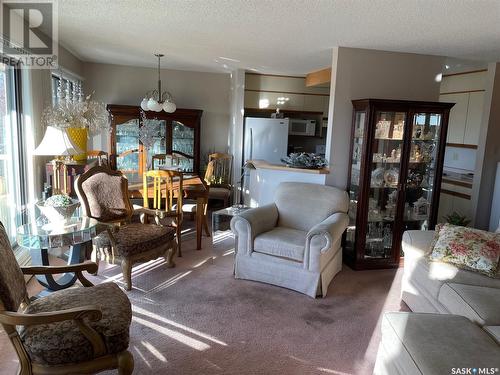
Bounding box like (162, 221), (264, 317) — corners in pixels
(140, 53), (176, 113)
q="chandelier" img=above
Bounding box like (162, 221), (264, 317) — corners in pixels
(140, 53), (177, 113)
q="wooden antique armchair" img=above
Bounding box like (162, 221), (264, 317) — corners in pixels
(75, 165), (177, 291)
(0, 221), (134, 374)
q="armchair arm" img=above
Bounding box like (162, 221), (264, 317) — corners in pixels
(21, 262), (98, 287)
(0, 306), (106, 357)
(230, 204), (278, 254)
(304, 212), (349, 270)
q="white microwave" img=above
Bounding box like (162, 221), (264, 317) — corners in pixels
(288, 119), (316, 136)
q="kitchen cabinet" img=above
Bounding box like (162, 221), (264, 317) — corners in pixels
(439, 91), (484, 146)
(464, 91), (484, 145)
(441, 93), (468, 144)
(345, 99), (453, 269)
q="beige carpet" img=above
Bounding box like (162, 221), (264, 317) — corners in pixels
(1, 227), (408, 375)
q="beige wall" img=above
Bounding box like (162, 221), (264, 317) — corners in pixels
(325, 47), (445, 188)
(472, 63), (500, 229)
(82, 62), (231, 157)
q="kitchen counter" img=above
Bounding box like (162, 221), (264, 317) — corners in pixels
(244, 159), (329, 207)
(247, 159), (330, 174)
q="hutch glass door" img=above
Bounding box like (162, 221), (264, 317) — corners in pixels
(115, 119), (140, 182)
(172, 121), (195, 172)
(144, 119), (167, 170)
(364, 110), (407, 260)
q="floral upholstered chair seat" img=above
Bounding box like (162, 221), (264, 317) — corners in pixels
(18, 283), (131, 366)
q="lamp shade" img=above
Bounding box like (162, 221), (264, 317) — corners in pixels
(33, 126), (84, 156)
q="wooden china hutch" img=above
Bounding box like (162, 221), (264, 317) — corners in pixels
(344, 99), (454, 269)
(107, 105), (202, 182)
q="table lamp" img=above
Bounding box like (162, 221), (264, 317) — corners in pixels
(34, 126), (83, 195)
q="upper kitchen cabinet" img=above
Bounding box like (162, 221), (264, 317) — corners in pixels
(464, 91), (484, 145)
(439, 69), (487, 148)
(244, 73), (330, 117)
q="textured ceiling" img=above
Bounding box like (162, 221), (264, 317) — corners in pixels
(57, 0), (500, 74)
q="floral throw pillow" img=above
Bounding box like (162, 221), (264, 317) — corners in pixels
(429, 223), (500, 278)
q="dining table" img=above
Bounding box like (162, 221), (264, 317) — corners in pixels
(127, 174), (210, 250)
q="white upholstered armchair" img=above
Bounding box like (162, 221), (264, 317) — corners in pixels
(230, 182), (349, 298)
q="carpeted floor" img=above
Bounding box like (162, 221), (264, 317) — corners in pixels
(0, 227), (408, 375)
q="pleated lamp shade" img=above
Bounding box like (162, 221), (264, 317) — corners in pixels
(34, 126), (83, 156)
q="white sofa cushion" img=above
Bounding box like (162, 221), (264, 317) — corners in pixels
(438, 283), (500, 326)
(380, 312), (500, 375)
(254, 227), (306, 262)
(403, 231), (500, 302)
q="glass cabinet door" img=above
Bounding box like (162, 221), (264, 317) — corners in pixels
(172, 121), (194, 172)
(144, 119), (166, 170)
(115, 119), (140, 182)
(346, 111), (366, 255)
(364, 111), (407, 259)
(403, 112), (442, 233)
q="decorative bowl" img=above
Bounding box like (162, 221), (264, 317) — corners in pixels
(36, 196), (80, 223)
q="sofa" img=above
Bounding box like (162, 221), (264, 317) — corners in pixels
(230, 182), (349, 298)
(374, 230), (500, 374)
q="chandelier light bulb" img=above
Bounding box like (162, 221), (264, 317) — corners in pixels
(140, 98), (149, 111)
(147, 98), (158, 111)
(163, 101), (176, 113)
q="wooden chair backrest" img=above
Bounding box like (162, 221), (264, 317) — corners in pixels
(152, 153), (179, 169)
(75, 165), (134, 223)
(205, 153), (232, 188)
(143, 170), (183, 215)
(87, 150), (109, 166)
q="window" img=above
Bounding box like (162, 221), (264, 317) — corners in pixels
(51, 74), (82, 105)
(0, 61), (26, 243)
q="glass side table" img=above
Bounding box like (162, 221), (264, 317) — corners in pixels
(212, 205), (250, 237)
(17, 217), (98, 291)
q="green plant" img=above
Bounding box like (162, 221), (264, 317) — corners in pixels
(44, 194), (73, 207)
(445, 211), (471, 227)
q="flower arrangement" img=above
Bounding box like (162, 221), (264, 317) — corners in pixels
(44, 194), (74, 207)
(37, 194), (80, 223)
(281, 152), (328, 169)
(41, 94), (110, 135)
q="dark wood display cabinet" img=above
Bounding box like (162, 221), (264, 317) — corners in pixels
(344, 99), (454, 270)
(107, 105), (202, 182)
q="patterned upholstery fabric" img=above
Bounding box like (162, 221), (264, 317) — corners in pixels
(81, 172), (130, 222)
(94, 223), (175, 257)
(0, 221), (28, 311)
(18, 283), (131, 365)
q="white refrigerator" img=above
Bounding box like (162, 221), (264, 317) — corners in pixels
(243, 117), (289, 164)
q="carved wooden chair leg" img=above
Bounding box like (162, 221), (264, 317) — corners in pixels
(176, 223), (182, 257)
(117, 350), (134, 375)
(121, 259), (133, 291)
(203, 215), (210, 237)
(165, 242), (176, 268)
(91, 245), (102, 276)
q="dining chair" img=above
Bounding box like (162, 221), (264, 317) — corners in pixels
(152, 153), (179, 170)
(205, 152), (232, 207)
(75, 165), (177, 291)
(0, 221), (134, 374)
(139, 169), (185, 256)
(87, 150), (109, 166)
